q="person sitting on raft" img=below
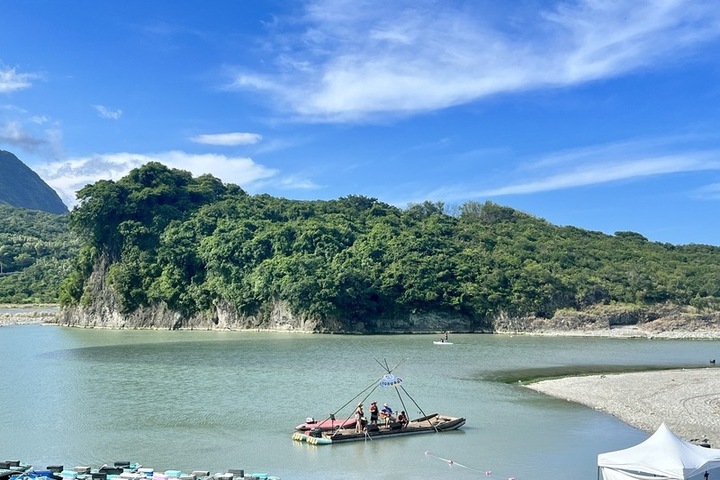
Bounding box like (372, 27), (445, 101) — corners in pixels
(380, 403), (393, 426)
(397, 411), (408, 427)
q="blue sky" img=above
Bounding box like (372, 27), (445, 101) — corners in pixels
(2, 1), (720, 245)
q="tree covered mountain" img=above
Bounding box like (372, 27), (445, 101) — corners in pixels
(58, 162), (720, 332)
(0, 150), (68, 214)
(0, 203), (79, 303)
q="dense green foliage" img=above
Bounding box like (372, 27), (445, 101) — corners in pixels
(61, 163), (720, 327)
(0, 204), (79, 303)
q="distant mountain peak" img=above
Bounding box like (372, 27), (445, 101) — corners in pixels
(0, 150), (68, 214)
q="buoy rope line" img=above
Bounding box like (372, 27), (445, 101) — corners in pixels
(424, 451), (517, 479)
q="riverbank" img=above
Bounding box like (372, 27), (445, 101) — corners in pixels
(505, 324), (720, 339)
(4, 306), (720, 338)
(0, 304), (58, 326)
(524, 367), (720, 447)
(494, 304), (720, 339)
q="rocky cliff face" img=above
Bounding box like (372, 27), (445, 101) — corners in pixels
(58, 297), (484, 333)
(59, 299), (322, 331)
(57, 296), (720, 336)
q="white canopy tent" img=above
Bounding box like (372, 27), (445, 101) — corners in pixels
(598, 423), (720, 480)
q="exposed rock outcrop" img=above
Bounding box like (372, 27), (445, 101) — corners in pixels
(58, 298), (486, 333)
(47, 300), (720, 337)
(493, 304), (720, 338)
(58, 257), (323, 330)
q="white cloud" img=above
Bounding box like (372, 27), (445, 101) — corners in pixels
(395, 136), (720, 205)
(35, 151), (279, 207)
(478, 154), (720, 197)
(0, 67), (36, 93)
(190, 132), (263, 146)
(228, 0), (720, 121)
(93, 105), (123, 120)
(0, 121), (46, 150)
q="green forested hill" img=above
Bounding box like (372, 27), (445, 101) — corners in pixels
(0, 150), (68, 214)
(0, 204), (79, 303)
(59, 162), (720, 330)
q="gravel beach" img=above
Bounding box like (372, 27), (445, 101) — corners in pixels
(525, 368), (720, 447)
(0, 305), (58, 326)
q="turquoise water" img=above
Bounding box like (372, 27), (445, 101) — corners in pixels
(1, 325), (717, 479)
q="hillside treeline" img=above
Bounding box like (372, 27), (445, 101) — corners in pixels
(60, 162), (720, 329)
(0, 203), (79, 303)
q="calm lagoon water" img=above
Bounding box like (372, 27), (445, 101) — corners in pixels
(1, 325), (717, 479)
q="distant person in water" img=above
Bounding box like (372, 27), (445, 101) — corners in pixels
(444, 331), (448, 341)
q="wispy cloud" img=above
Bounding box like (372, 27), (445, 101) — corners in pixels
(0, 121), (47, 150)
(479, 153), (720, 197)
(694, 183), (720, 200)
(228, 0), (720, 121)
(35, 151), (280, 207)
(0, 67), (36, 93)
(93, 105), (123, 120)
(270, 174), (320, 190)
(133, 20), (209, 53)
(391, 136), (720, 205)
(190, 132), (262, 146)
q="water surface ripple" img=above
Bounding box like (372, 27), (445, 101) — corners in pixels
(2, 326), (716, 479)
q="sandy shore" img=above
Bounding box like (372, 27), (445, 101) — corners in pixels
(525, 368), (720, 446)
